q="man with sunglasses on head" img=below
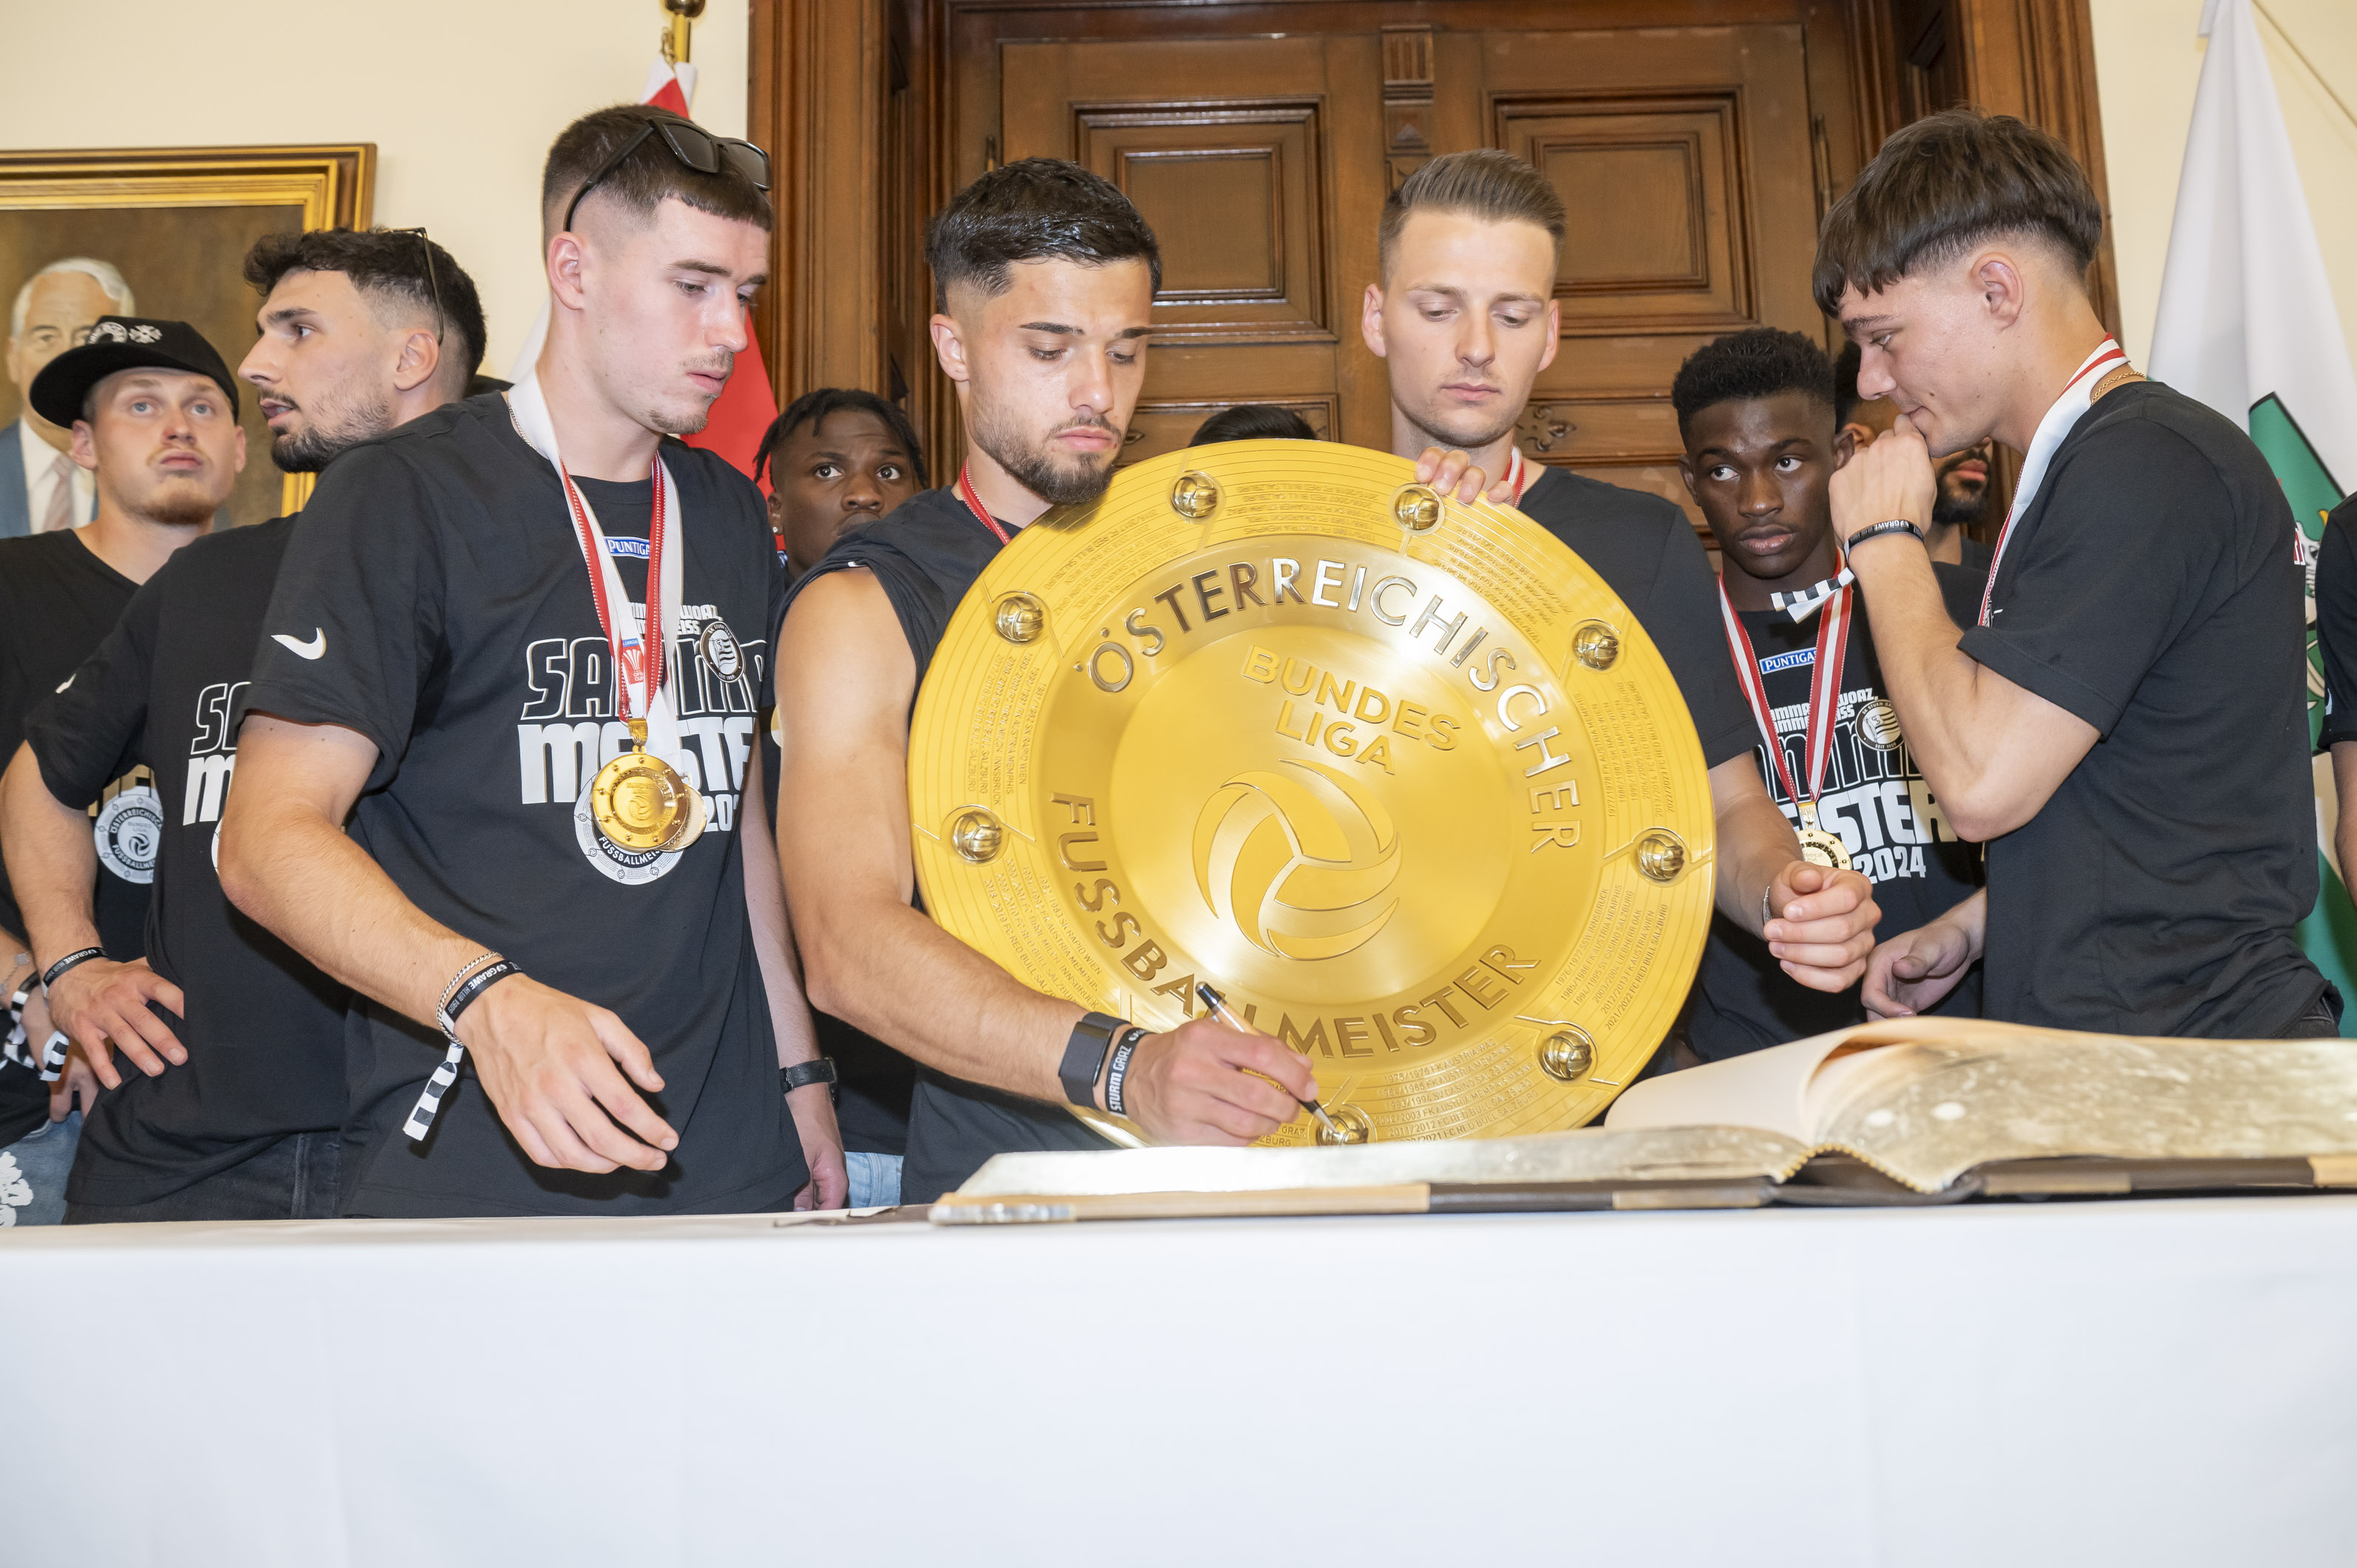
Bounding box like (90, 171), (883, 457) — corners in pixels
(221, 105), (844, 1217)
(0, 229), (491, 1222)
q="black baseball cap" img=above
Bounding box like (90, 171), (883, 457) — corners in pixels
(28, 316), (240, 427)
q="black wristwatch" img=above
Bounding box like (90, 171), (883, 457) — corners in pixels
(1060, 1011), (1127, 1108)
(782, 1059), (839, 1102)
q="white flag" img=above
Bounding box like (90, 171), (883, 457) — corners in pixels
(2149, 0), (2357, 487)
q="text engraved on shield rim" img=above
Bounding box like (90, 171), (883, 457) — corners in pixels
(906, 442), (1715, 1149)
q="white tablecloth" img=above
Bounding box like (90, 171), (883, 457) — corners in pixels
(5, 1194), (2354, 1567)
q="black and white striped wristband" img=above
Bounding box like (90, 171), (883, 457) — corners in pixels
(404, 953), (519, 1142)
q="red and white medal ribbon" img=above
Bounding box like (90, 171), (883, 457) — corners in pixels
(509, 372), (686, 758)
(1502, 447), (1533, 504)
(1978, 337), (2128, 628)
(1719, 580), (1853, 829)
(954, 465), (1013, 545)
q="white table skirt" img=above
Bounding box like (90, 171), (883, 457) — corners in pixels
(5, 1194), (2354, 1567)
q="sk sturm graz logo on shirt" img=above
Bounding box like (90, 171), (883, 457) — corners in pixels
(1755, 684), (1962, 885)
(514, 600), (766, 885)
(187, 680), (247, 869)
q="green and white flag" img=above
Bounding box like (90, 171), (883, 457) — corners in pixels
(2150, 0), (2357, 1030)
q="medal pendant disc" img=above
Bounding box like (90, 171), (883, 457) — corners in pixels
(1795, 825), (1853, 872)
(591, 751), (691, 851)
(661, 780), (709, 853)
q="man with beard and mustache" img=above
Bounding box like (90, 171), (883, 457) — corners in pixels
(1362, 151), (1883, 1025)
(774, 160), (1498, 1202)
(1926, 440), (1996, 576)
(0, 318), (242, 1223)
(220, 106), (841, 1217)
(0, 230), (486, 1221)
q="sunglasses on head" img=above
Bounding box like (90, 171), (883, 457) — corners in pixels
(387, 227), (444, 345)
(563, 119), (772, 234)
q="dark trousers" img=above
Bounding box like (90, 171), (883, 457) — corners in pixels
(62, 1130), (342, 1224)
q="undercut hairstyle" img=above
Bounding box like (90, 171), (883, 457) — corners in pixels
(1378, 149), (1566, 279)
(1834, 341), (1864, 429)
(1190, 403), (1319, 446)
(1670, 327), (1837, 440)
(1813, 109), (2103, 316)
(923, 158), (1161, 313)
(243, 228), (489, 389)
(542, 103), (773, 239)
(755, 387), (930, 488)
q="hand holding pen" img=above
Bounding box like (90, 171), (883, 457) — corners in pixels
(1196, 982), (1341, 1139)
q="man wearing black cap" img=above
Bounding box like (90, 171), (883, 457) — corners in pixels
(0, 316), (242, 1224)
(0, 231), (486, 1222)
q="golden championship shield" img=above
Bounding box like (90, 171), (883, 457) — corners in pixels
(908, 442), (1715, 1146)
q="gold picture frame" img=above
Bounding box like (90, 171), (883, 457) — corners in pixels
(0, 144), (375, 522)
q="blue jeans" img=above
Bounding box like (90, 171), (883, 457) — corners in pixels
(0, 1112), (81, 1227)
(844, 1150), (903, 1208)
(64, 1130), (342, 1224)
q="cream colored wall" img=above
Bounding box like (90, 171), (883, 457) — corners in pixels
(2092, 0), (2357, 377)
(0, 0), (749, 377)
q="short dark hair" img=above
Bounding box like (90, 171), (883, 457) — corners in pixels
(243, 227), (488, 387)
(1380, 149), (1565, 279)
(924, 158), (1160, 313)
(1813, 109), (2102, 316)
(1834, 341), (1864, 428)
(755, 387), (929, 488)
(543, 103), (772, 239)
(1190, 403), (1319, 446)
(1670, 327), (1836, 440)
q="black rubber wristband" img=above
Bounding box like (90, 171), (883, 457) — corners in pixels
(1843, 517), (1925, 553)
(781, 1058), (838, 1096)
(40, 947), (105, 990)
(1103, 1026), (1146, 1117)
(1061, 1011), (1126, 1107)
(441, 959), (520, 1037)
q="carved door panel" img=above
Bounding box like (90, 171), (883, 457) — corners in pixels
(991, 33), (1395, 461)
(1435, 24), (1827, 526)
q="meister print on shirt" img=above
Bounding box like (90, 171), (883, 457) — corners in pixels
(514, 599), (765, 883)
(1753, 681), (1961, 884)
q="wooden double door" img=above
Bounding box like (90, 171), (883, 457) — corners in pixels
(756, 0), (2112, 532)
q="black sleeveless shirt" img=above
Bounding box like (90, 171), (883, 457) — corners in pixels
(789, 488), (1116, 1201)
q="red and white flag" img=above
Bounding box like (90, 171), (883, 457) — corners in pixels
(509, 58), (780, 492)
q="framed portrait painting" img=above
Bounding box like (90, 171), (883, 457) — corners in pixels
(0, 144), (374, 527)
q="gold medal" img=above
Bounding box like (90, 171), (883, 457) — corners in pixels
(1795, 802), (1854, 873)
(590, 718), (696, 852)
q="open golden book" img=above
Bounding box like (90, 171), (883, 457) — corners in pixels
(933, 1018), (2357, 1223)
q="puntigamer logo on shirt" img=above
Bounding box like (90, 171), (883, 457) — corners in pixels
(512, 601), (764, 884)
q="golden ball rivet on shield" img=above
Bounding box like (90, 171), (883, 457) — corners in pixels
(1392, 483), (1443, 532)
(1539, 1026), (1596, 1083)
(949, 808), (1004, 865)
(1169, 471), (1221, 519)
(1315, 1103), (1372, 1145)
(1635, 828), (1688, 883)
(1574, 620), (1622, 671)
(993, 593), (1046, 644)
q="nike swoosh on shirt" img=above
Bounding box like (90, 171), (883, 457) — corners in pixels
(55, 674), (73, 693)
(273, 629), (327, 660)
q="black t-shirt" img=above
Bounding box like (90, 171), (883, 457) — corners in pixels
(2315, 494), (2357, 750)
(1684, 567), (1987, 1060)
(0, 529), (151, 1147)
(27, 519), (348, 1204)
(1959, 380), (2324, 1035)
(245, 393), (804, 1218)
(1517, 467), (1758, 769)
(792, 488), (1117, 1201)
(1956, 534), (1995, 580)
